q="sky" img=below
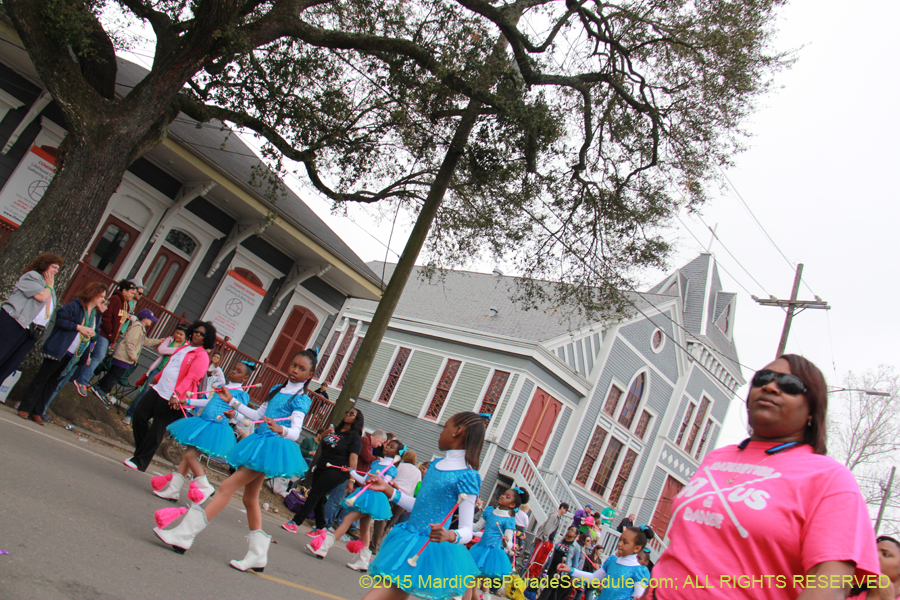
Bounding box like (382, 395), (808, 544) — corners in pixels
(117, 0), (900, 452)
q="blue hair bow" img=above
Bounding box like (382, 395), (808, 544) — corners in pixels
(240, 360), (256, 370)
(512, 485), (524, 495)
(479, 412), (492, 421)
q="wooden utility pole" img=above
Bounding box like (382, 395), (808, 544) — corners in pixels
(876, 466), (896, 535)
(752, 264), (830, 357)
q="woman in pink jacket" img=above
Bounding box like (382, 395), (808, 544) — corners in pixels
(125, 321), (216, 471)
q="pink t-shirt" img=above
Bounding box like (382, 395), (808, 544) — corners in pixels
(651, 441), (879, 599)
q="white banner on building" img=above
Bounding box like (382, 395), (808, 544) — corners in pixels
(202, 270), (266, 347)
(0, 145), (56, 229)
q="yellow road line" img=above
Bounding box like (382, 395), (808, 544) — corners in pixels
(252, 571), (351, 600)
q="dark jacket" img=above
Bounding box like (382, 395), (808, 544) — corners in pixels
(99, 291), (126, 342)
(42, 300), (95, 359)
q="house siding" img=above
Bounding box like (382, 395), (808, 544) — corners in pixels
(390, 350), (444, 417)
(543, 406), (571, 467)
(359, 342), (397, 400)
(619, 308), (679, 383)
(493, 373), (519, 426)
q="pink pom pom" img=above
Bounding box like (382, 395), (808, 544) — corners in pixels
(151, 473), (173, 491)
(187, 481), (205, 503)
(309, 529), (327, 551)
(155, 506), (186, 528)
(346, 539), (366, 554)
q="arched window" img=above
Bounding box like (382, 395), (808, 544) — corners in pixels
(618, 372), (646, 428)
(233, 267), (263, 289)
(267, 306), (318, 373)
(164, 228), (197, 257)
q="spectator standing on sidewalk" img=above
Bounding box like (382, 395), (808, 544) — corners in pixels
(93, 309), (163, 405)
(73, 280), (137, 396)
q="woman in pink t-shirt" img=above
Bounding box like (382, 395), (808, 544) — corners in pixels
(649, 354), (879, 599)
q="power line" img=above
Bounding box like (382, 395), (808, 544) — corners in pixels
(692, 213), (773, 298)
(675, 214), (757, 298)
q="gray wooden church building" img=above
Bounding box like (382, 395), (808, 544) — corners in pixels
(313, 254), (744, 555)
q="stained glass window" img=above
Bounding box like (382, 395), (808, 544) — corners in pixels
(575, 426), (608, 485)
(378, 347), (411, 404)
(424, 359), (461, 420)
(478, 370), (510, 417)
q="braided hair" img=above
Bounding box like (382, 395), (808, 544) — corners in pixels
(447, 411), (486, 470)
(626, 525), (656, 551)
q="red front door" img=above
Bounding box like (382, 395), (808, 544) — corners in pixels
(650, 475), (685, 539)
(267, 306), (319, 372)
(512, 387), (562, 464)
(144, 246), (189, 305)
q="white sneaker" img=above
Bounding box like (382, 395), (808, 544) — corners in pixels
(122, 416), (132, 426)
(124, 458), (139, 470)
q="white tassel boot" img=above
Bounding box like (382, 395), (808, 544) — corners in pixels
(153, 504), (208, 554)
(346, 547), (372, 571)
(153, 472), (185, 502)
(306, 531), (335, 558)
(229, 529), (271, 572)
(190, 475), (216, 505)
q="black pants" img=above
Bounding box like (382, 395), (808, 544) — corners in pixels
(17, 355), (72, 416)
(96, 364), (129, 394)
(0, 311), (37, 389)
(131, 388), (184, 471)
(291, 466), (348, 530)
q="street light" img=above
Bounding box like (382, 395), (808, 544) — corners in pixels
(827, 387), (891, 397)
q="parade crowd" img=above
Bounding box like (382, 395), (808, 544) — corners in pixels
(1, 254), (896, 600)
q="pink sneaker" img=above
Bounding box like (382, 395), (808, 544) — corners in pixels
(306, 528), (323, 538)
(282, 522), (298, 533)
(73, 382), (87, 397)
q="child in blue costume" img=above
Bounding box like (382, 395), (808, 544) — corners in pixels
(469, 485), (528, 600)
(559, 525), (654, 600)
(307, 439), (405, 572)
(363, 412), (486, 600)
(153, 349), (317, 575)
(151, 361), (254, 504)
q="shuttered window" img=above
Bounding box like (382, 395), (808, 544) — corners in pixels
(424, 359), (462, 420)
(378, 347), (412, 404)
(336, 337), (363, 388)
(314, 330), (341, 379)
(591, 437), (623, 496)
(603, 386), (623, 417)
(609, 449), (638, 504)
(685, 397), (710, 453)
(478, 370), (510, 417)
(576, 426), (608, 486)
(325, 324), (356, 384)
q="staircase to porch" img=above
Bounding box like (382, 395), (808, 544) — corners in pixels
(498, 449), (668, 562)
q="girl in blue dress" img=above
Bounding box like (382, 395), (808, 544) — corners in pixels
(152, 349), (317, 574)
(308, 438), (405, 571)
(558, 525), (654, 600)
(364, 411), (486, 600)
(151, 361), (253, 504)
(468, 485), (529, 600)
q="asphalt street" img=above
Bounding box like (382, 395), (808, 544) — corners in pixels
(0, 406), (372, 600)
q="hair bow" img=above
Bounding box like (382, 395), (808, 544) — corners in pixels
(479, 412), (492, 421)
(240, 360), (256, 370)
(512, 485), (524, 495)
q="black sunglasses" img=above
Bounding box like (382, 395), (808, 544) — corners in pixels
(194, 330), (206, 337)
(751, 369), (807, 396)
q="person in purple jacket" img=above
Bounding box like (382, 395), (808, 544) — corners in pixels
(570, 503), (593, 530)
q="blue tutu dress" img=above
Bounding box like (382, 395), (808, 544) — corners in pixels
(341, 460), (398, 520)
(369, 460), (482, 600)
(225, 385), (310, 478)
(166, 388), (249, 459)
(469, 507), (516, 578)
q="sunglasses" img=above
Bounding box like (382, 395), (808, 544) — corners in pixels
(751, 369), (807, 396)
(194, 330), (206, 337)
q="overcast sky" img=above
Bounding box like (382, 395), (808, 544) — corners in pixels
(271, 0), (900, 451)
(116, 0), (898, 452)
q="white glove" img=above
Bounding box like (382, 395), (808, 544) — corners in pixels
(228, 398), (241, 408)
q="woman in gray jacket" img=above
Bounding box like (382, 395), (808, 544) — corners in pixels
(0, 253), (63, 388)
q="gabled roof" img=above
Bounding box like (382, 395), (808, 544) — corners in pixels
(350, 262), (674, 343)
(113, 59), (381, 288)
(649, 253), (743, 380)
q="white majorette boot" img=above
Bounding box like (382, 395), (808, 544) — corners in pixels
(229, 529), (271, 572)
(152, 472), (185, 502)
(306, 531), (335, 558)
(189, 475), (216, 505)
(346, 547), (372, 571)
(153, 504), (208, 554)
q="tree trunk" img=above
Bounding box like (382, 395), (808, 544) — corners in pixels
(0, 130), (139, 297)
(330, 99), (483, 424)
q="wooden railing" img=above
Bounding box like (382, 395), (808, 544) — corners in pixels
(63, 261), (336, 431)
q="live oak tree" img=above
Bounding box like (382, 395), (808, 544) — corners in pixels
(0, 0), (790, 422)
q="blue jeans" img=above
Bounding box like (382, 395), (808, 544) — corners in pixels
(75, 336), (109, 386)
(323, 480), (349, 528)
(42, 362), (77, 418)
